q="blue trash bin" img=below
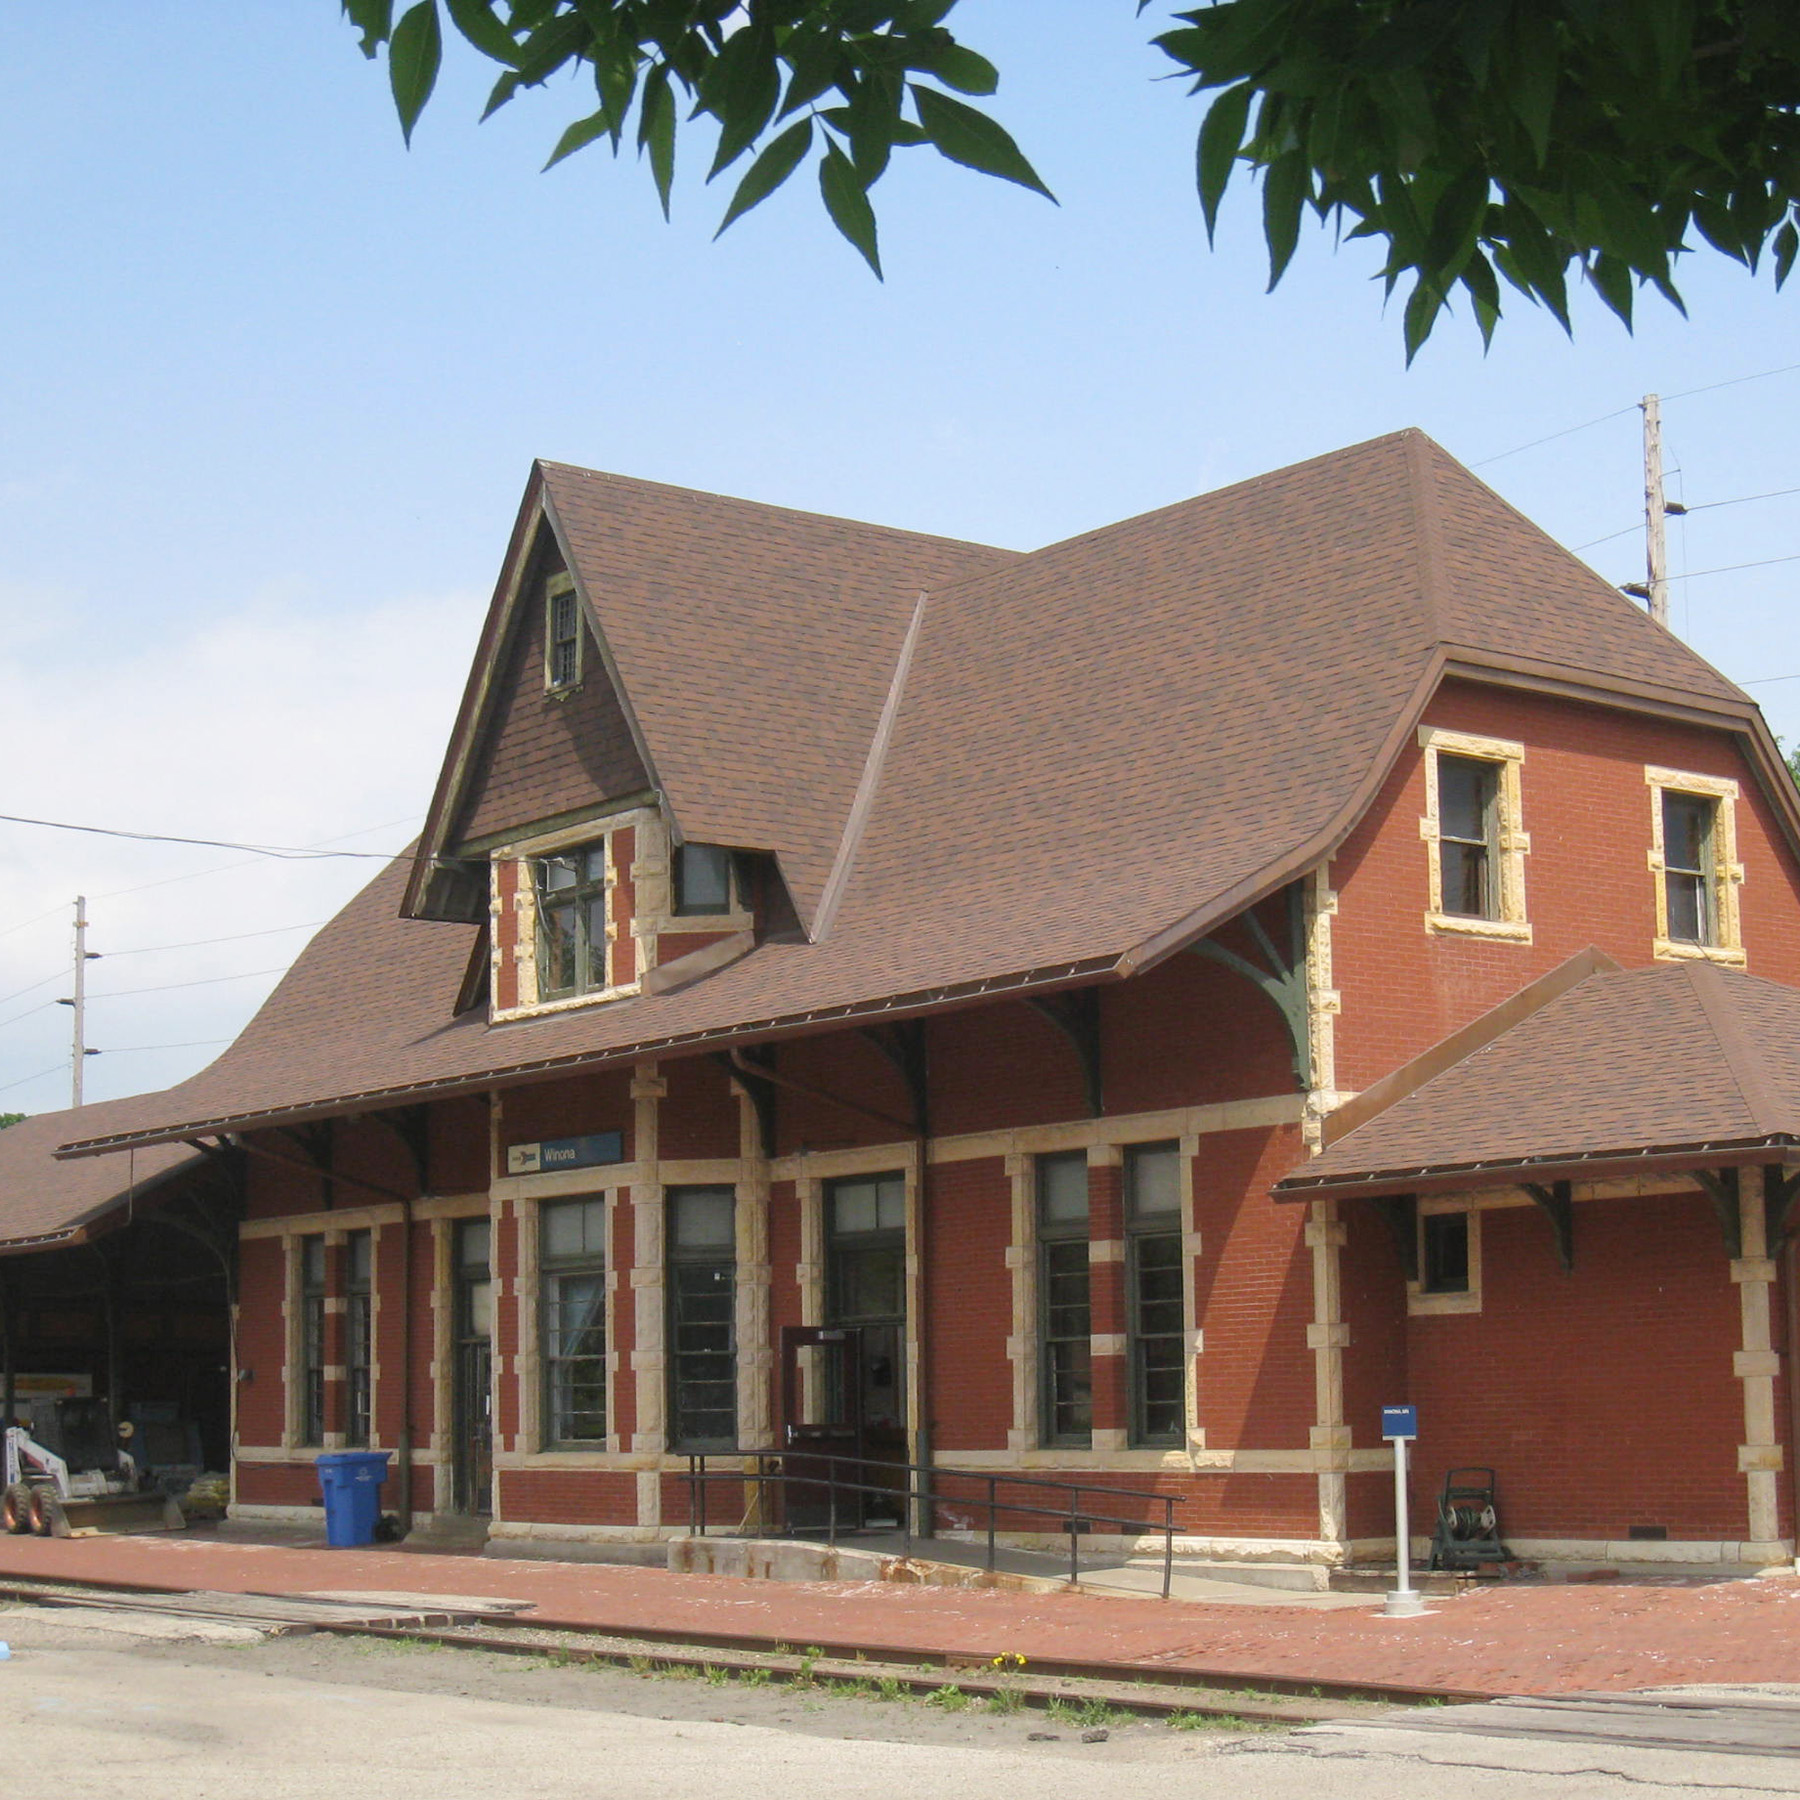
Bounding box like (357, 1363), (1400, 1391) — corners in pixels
(316, 1450), (391, 1548)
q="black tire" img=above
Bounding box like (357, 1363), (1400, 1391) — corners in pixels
(27, 1484), (64, 1537)
(1, 1482), (32, 1534)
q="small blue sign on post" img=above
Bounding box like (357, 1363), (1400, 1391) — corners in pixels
(1381, 1405), (1418, 1440)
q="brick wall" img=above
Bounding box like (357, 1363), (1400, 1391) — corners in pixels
(499, 1468), (638, 1525)
(925, 1157), (1011, 1451)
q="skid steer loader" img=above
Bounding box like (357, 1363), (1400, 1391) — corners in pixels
(1, 1397), (185, 1537)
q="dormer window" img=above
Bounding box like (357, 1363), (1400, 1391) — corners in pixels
(545, 575), (582, 692)
(536, 842), (609, 999)
(673, 843), (733, 916)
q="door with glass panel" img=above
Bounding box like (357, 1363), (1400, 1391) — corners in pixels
(825, 1172), (907, 1524)
(452, 1218), (494, 1515)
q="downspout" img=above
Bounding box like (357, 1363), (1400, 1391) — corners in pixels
(1787, 1228), (1800, 1572)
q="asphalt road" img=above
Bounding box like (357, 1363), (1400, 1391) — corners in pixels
(2, 1608), (1794, 1800)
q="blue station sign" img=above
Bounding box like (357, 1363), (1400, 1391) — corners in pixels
(1381, 1405), (1418, 1440)
(506, 1131), (625, 1176)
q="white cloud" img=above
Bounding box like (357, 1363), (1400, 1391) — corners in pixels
(0, 584), (485, 1112)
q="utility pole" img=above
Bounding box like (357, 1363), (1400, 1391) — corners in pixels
(1634, 394), (1686, 629)
(58, 896), (101, 1108)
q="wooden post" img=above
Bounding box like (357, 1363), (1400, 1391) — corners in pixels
(1642, 394), (1670, 629)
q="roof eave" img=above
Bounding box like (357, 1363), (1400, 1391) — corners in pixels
(1274, 1135), (1800, 1203)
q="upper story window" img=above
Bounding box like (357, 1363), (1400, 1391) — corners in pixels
(535, 843), (609, 1000)
(673, 843), (733, 916)
(1646, 766), (1744, 965)
(545, 575), (582, 692)
(1418, 726), (1531, 944)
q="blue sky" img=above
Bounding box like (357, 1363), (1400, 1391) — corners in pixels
(2, 4), (1797, 1112)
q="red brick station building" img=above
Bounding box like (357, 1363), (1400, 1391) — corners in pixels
(7, 431), (1800, 1582)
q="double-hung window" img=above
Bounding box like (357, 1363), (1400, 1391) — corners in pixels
(298, 1235), (326, 1447)
(1419, 727), (1530, 941)
(545, 575), (581, 691)
(1124, 1144), (1185, 1448)
(667, 1187), (737, 1452)
(1437, 755), (1498, 919)
(535, 843), (609, 1000)
(345, 1230), (372, 1447)
(1647, 767), (1744, 965)
(541, 1198), (607, 1446)
(1037, 1153), (1092, 1447)
(1662, 791), (1717, 946)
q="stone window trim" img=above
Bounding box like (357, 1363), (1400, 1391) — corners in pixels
(1417, 725), (1531, 944)
(489, 807), (658, 1022)
(1645, 765), (1746, 967)
(543, 571), (583, 694)
(1407, 1198), (1482, 1317)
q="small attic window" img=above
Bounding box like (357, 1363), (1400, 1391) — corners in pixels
(545, 575), (581, 692)
(673, 843), (733, 915)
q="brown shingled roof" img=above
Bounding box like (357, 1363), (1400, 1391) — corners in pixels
(1276, 961), (1800, 1200)
(55, 430), (1797, 1156)
(0, 1097), (202, 1252)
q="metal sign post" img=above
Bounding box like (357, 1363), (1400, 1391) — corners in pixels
(1381, 1405), (1426, 1619)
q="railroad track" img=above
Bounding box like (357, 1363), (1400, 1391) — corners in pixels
(0, 1573), (1495, 1724)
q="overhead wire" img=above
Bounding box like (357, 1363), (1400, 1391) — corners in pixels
(0, 812), (411, 861)
(94, 812), (424, 902)
(105, 919), (327, 958)
(0, 967), (67, 1011)
(0, 1062), (65, 1097)
(85, 965), (291, 1001)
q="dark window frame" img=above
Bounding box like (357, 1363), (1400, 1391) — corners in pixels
(666, 1186), (738, 1453)
(540, 1197), (608, 1449)
(345, 1229), (373, 1448)
(298, 1234), (326, 1448)
(1662, 790), (1718, 946)
(534, 841), (610, 1001)
(1123, 1143), (1185, 1450)
(1437, 753), (1500, 920)
(1036, 1152), (1092, 1449)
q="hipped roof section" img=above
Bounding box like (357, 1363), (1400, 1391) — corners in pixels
(57, 430), (1792, 1156)
(1277, 959), (1800, 1200)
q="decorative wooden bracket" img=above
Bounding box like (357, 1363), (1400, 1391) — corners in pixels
(1371, 1194), (1418, 1282)
(1187, 883), (1311, 1091)
(1521, 1180), (1575, 1273)
(1694, 1168), (1742, 1259)
(716, 1048), (778, 1158)
(368, 1105), (432, 1194)
(859, 1021), (930, 1139)
(277, 1120), (338, 1209)
(1763, 1163), (1800, 1250)
(1025, 989), (1103, 1117)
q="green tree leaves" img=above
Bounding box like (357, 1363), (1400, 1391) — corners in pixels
(1156, 0), (1800, 360)
(341, 0), (1052, 276)
(339, 1), (1800, 347)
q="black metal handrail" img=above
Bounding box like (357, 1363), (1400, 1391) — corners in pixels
(684, 1451), (1178, 1598)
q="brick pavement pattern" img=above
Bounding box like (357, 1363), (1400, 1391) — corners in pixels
(2, 1535), (1797, 1695)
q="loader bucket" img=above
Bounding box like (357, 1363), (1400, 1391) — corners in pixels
(54, 1492), (186, 1538)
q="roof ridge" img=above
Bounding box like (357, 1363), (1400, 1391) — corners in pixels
(1683, 960), (1788, 1139)
(810, 592), (929, 941)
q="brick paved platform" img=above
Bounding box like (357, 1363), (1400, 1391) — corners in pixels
(1, 1531), (1795, 1695)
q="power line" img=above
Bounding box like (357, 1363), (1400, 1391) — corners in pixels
(0, 812), (411, 862)
(1663, 551), (1800, 584)
(1573, 522), (1641, 552)
(96, 1038), (232, 1055)
(1741, 673), (1800, 686)
(0, 1001), (56, 1035)
(0, 968), (65, 1011)
(0, 1062), (64, 1097)
(1474, 361), (1800, 471)
(1683, 484), (1800, 516)
(1473, 406), (1636, 469)
(0, 901), (72, 944)
(94, 812), (423, 902)
(106, 920), (327, 959)
(87, 965), (291, 1001)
